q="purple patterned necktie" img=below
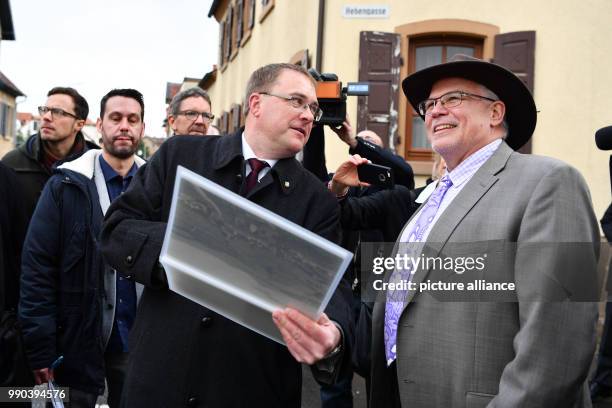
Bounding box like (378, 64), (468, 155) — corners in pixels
(384, 175), (453, 365)
(245, 158), (268, 194)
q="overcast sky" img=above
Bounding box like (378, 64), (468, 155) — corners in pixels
(1, 0), (219, 138)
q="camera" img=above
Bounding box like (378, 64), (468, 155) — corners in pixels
(308, 68), (369, 126)
(357, 163), (394, 189)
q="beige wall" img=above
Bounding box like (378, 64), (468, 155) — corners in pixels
(208, 0), (612, 220)
(0, 138), (14, 158)
(180, 79), (200, 92)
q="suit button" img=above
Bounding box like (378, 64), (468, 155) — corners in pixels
(201, 317), (213, 328)
(186, 396), (198, 406)
(125, 275), (133, 280)
(107, 304), (113, 310)
(126, 255), (133, 264)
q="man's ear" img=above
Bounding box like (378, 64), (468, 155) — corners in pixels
(248, 93), (262, 117)
(168, 115), (176, 129)
(95, 118), (102, 133)
(75, 118), (86, 132)
(490, 101), (506, 127)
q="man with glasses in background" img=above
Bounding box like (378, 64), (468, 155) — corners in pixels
(167, 87), (214, 136)
(100, 63), (353, 408)
(1, 87), (98, 392)
(2, 87), (98, 222)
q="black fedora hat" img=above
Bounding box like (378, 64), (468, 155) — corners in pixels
(402, 54), (536, 150)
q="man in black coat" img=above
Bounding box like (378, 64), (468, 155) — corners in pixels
(0, 163), (27, 316)
(0, 162), (30, 388)
(590, 203), (612, 400)
(100, 63), (353, 408)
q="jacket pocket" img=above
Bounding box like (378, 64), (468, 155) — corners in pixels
(466, 391), (494, 408)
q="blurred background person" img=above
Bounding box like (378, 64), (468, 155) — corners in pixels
(167, 87), (214, 136)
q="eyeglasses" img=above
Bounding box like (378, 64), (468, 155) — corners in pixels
(177, 110), (215, 122)
(259, 92), (323, 121)
(417, 91), (498, 116)
(38, 106), (80, 120)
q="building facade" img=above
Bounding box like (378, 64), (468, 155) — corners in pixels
(0, 0), (23, 157)
(203, 0), (612, 221)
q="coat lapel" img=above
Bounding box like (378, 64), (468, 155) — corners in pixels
(401, 142), (514, 308)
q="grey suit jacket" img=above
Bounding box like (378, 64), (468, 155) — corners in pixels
(370, 141), (600, 408)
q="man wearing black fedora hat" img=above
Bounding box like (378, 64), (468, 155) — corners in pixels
(365, 55), (600, 407)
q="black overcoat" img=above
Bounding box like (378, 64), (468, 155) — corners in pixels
(100, 132), (353, 408)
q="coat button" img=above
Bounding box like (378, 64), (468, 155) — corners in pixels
(126, 255), (133, 264)
(107, 304), (113, 310)
(186, 396), (198, 406)
(200, 317), (213, 328)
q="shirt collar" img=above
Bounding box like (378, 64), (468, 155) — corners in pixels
(99, 154), (138, 182)
(241, 132), (278, 169)
(446, 138), (502, 188)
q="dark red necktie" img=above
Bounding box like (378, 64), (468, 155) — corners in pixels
(245, 158), (268, 194)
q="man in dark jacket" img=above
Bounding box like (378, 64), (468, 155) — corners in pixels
(100, 63), (353, 408)
(302, 118), (414, 190)
(2, 86), (98, 222)
(331, 119), (415, 189)
(0, 163), (27, 316)
(0, 162), (29, 388)
(19, 89), (146, 407)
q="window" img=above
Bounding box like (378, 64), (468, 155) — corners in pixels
(224, 6), (233, 63)
(259, 0), (274, 23)
(240, 102), (246, 127)
(248, 0), (256, 30)
(218, 20), (226, 67)
(289, 49), (309, 68)
(0, 103), (6, 137)
(220, 111), (229, 134)
(405, 36), (483, 161)
(230, 3), (240, 60)
(230, 104), (242, 133)
(240, 0), (255, 47)
(217, 6), (233, 70)
(235, 0), (244, 49)
(219, 0), (255, 67)
(0, 102), (11, 138)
